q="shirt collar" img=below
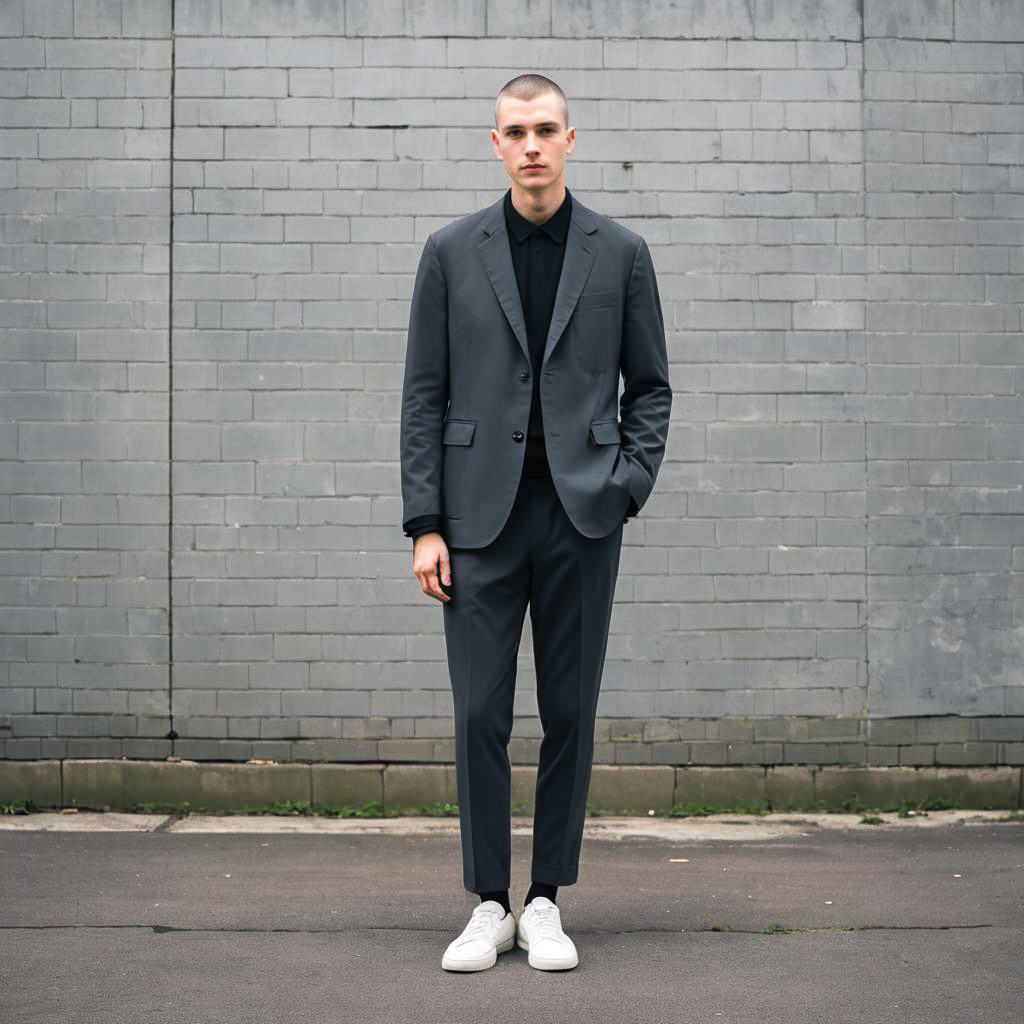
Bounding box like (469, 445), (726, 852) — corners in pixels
(504, 186), (572, 244)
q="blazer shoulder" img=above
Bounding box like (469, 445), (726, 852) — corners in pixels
(425, 205), (490, 255)
(582, 206), (647, 255)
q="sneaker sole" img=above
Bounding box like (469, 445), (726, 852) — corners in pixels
(516, 935), (579, 970)
(441, 933), (515, 972)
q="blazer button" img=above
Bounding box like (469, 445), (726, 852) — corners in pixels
(519, 371), (529, 381)
(512, 430), (524, 442)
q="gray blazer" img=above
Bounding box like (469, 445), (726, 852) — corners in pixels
(400, 190), (672, 549)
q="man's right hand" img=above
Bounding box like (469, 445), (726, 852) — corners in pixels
(413, 532), (452, 603)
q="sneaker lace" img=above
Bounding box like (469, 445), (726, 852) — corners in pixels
(465, 904), (504, 938)
(529, 903), (564, 941)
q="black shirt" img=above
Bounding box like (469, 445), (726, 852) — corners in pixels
(505, 185), (572, 468)
(404, 187), (636, 541)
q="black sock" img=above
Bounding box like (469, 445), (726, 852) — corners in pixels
(524, 881), (558, 907)
(478, 889), (510, 916)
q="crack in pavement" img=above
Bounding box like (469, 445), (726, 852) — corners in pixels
(0, 922), (996, 935)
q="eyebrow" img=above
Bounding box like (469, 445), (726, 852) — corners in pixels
(502, 121), (560, 131)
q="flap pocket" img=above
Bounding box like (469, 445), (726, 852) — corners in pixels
(576, 289), (617, 310)
(589, 418), (621, 445)
(442, 418), (477, 445)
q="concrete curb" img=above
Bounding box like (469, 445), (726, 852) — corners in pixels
(2, 809), (1019, 836)
(1, 759), (1021, 812)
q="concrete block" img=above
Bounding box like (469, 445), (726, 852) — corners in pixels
(589, 765), (675, 814)
(63, 759), (311, 812)
(865, 0), (954, 40)
(0, 759), (62, 807)
(766, 765), (816, 809)
(815, 766), (1020, 809)
(673, 766), (767, 808)
(311, 763), (384, 809)
(509, 765), (539, 813)
(383, 763), (457, 812)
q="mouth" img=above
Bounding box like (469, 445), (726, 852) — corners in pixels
(523, 164), (544, 170)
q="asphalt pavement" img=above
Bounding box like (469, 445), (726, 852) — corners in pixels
(1, 810), (1022, 1024)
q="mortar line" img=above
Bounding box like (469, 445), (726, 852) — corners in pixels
(166, 3), (177, 752)
(859, 0), (870, 721)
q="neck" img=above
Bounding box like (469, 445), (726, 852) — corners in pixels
(509, 180), (566, 225)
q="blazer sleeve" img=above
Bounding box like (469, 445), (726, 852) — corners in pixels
(619, 237), (672, 513)
(404, 513), (442, 542)
(400, 233), (450, 528)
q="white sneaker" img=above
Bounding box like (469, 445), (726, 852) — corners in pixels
(516, 896), (579, 970)
(441, 900), (516, 972)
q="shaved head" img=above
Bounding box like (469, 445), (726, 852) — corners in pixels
(495, 73), (568, 131)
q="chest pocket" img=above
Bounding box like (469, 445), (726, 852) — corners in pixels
(572, 290), (617, 374)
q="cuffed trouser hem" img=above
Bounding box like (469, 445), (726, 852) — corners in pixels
(464, 869), (511, 893)
(530, 858), (579, 886)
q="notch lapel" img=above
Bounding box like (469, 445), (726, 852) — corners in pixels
(542, 209), (599, 369)
(477, 197), (530, 367)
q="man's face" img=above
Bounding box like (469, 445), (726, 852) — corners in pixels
(491, 91), (575, 192)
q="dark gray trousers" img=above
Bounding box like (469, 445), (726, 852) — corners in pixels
(441, 457), (624, 893)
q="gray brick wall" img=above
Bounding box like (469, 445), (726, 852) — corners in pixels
(1, 0), (1022, 765)
(0, 0), (172, 762)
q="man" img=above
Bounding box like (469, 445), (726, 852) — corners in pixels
(400, 73), (672, 972)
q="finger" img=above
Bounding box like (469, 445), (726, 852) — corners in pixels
(425, 569), (449, 603)
(439, 553), (451, 586)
